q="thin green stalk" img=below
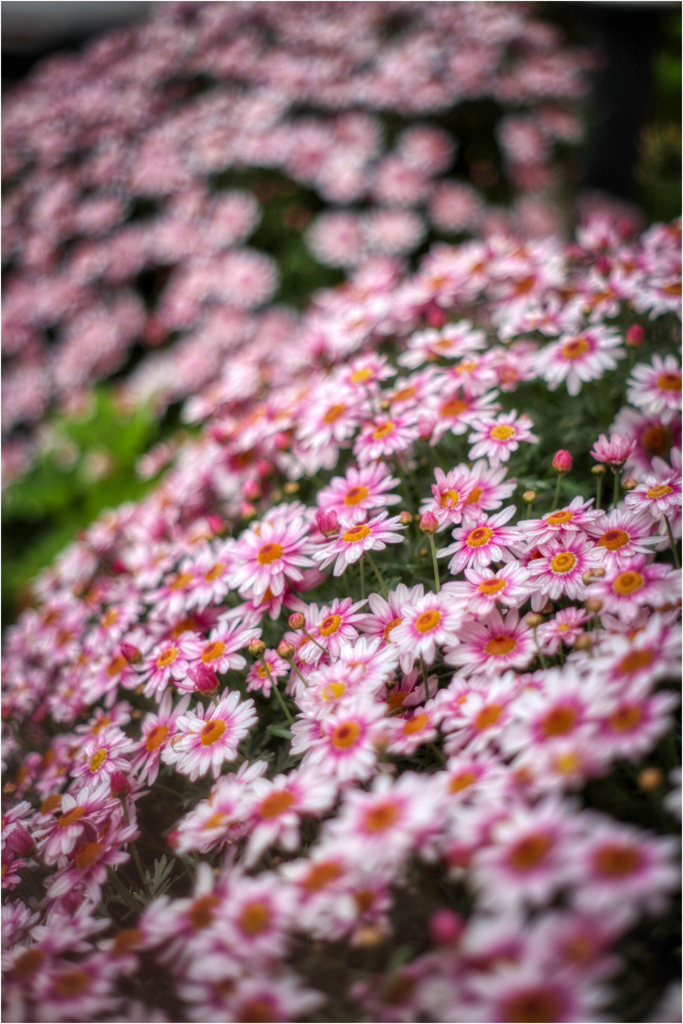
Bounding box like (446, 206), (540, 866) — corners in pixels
(428, 534), (441, 593)
(302, 628), (327, 655)
(612, 468), (620, 509)
(343, 570), (352, 600)
(261, 656), (294, 724)
(287, 658), (310, 689)
(428, 742), (446, 765)
(526, 502), (533, 520)
(419, 655), (429, 689)
(550, 473), (564, 512)
(119, 798), (149, 897)
(364, 551), (387, 598)
(558, 645), (565, 666)
(359, 556), (365, 600)
(595, 473), (603, 511)
(107, 865), (139, 914)
(532, 627), (548, 670)
(664, 515), (680, 569)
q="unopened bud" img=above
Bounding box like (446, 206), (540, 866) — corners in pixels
(131, 709), (141, 720)
(277, 639), (295, 660)
(248, 638), (267, 658)
(206, 514), (226, 535)
(417, 419), (434, 442)
(625, 324), (645, 347)
(429, 909), (464, 947)
(6, 823), (35, 857)
(187, 662), (219, 694)
(552, 450), (572, 474)
(573, 634), (592, 651)
(243, 479), (262, 501)
(638, 767), (663, 791)
(273, 432), (290, 451)
(541, 603), (554, 615)
(315, 508), (339, 537)
(379, 399), (391, 411)
(419, 548), (428, 557)
(585, 597), (603, 614)
(522, 490), (536, 504)
(3, 783), (17, 795)
(399, 511), (414, 525)
(352, 926), (385, 948)
(119, 642), (142, 665)
(284, 482), (299, 495)
(525, 613), (543, 629)
(288, 612), (306, 630)
(622, 476), (638, 491)
(419, 511), (439, 535)
(110, 770), (132, 800)
(240, 502), (257, 520)
(591, 464), (606, 476)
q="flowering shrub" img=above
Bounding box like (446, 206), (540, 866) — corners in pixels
(2, 4), (682, 1023)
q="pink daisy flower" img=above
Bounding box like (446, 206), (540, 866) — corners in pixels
(590, 432), (636, 466)
(243, 768), (337, 866)
(316, 463), (401, 525)
(161, 690), (258, 781)
(398, 320), (485, 370)
(131, 691), (191, 784)
(526, 533), (602, 607)
(624, 470), (682, 521)
(611, 406), (680, 476)
(308, 596), (368, 660)
(627, 354), (681, 424)
(587, 555), (677, 621)
(139, 633), (203, 702)
(538, 326), (625, 396)
(300, 698), (386, 783)
(446, 607), (535, 678)
(593, 687), (679, 762)
(360, 583), (425, 672)
(439, 673), (521, 754)
(460, 459), (517, 523)
(353, 414), (420, 466)
(456, 560), (533, 615)
(391, 591), (465, 666)
(537, 606), (591, 654)
(467, 410), (538, 466)
(584, 508), (662, 568)
(245, 649), (290, 698)
(440, 506), (519, 575)
(425, 388), (501, 447)
(518, 496), (601, 547)
(419, 465), (473, 530)
(229, 513), (313, 602)
(312, 511), (405, 577)
(384, 704), (439, 756)
(186, 621), (262, 677)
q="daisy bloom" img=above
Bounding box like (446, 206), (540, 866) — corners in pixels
(425, 388), (501, 447)
(447, 607), (535, 678)
(308, 596), (369, 660)
(440, 506), (519, 575)
(518, 496), (601, 546)
(391, 591), (464, 666)
(593, 686), (679, 762)
(131, 691), (191, 784)
(360, 583), (425, 672)
(590, 432), (636, 466)
(186, 621), (262, 678)
(139, 634), (203, 702)
(467, 410), (538, 466)
(460, 458), (518, 523)
(627, 354), (681, 424)
(440, 673), (521, 754)
(419, 465), (473, 529)
(537, 326), (625, 396)
(526, 533), (603, 607)
(458, 560), (533, 615)
(624, 470), (682, 521)
(584, 508), (662, 568)
(384, 704), (439, 756)
(313, 511), (405, 577)
(229, 514), (313, 602)
(243, 768), (337, 866)
(301, 698), (386, 783)
(537, 606), (591, 654)
(587, 555), (677, 621)
(245, 649), (289, 698)
(353, 413), (420, 466)
(161, 690), (258, 780)
(316, 463), (401, 525)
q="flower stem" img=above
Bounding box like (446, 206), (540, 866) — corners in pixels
(364, 551), (387, 598)
(532, 627), (548, 670)
(612, 468), (620, 509)
(428, 534), (441, 593)
(664, 515), (680, 569)
(359, 556), (365, 600)
(302, 628), (327, 655)
(419, 655), (429, 689)
(596, 473), (603, 511)
(264, 660), (294, 725)
(119, 797), (149, 897)
(550, 473), (563, 512)
(428, 742), (446, 765)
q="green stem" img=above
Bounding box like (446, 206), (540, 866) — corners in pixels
(287, 658), (310, 690)
(428, 534), (441, 593)
(612, 468), (620, 509)
(343, 570), (352, 600)
(262, 657), (294, 724)
(532, 627), (548, 670)
(558, 645), (565, 666)
(419, 655), (429, 689)
(107, 865), (140, 914)
(595, 473), (603, 512)
(526, 501), (533, 520)
(428, 742), (446, 765)
(120, 798), (149, 897)
(359, 556), (365, 601)
(364, 552), (387, 598)
(664, 515), (680, 569)
(302, 628), (327, 655)
(550, 473), (564, 512)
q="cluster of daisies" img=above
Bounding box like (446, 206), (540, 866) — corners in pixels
(2, 191), (681, 1021)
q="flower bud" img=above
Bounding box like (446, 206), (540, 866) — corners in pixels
(351, 926), (385, 948)
(379, 399), (391, 411)
(248, 638), (266, 658)
(552, 450), (572, 473)
(315, 508), (339, 537)
(7, 823), (35, 857)
(573, 634), (592, 651)
(277, 639), (295, 660)
(240, 502), (257, 520)
(584, 597), (603, 614)
(284, 482), (299, 495)
(429, 909), (464, 947)
(638, 767), (663, 791)
(525, 613), (543, 629)
(522, 491), (536, 504)
(206, 514), (226, 535)
(591, 463), (606, 476)
(541, 603), (554, 616)
(622, 476), (638, 491)
(625, 324), (645, 347)
(273, 432), (290, 451)
(110, 770), (132, 800)
(419, 511), (439, 535)
(243, 479), (262, 501)
(119, 642), (142, 664)
(187, 662), (219, 694)
(288, 612), (306, 630)
(399, 511), (414, 525)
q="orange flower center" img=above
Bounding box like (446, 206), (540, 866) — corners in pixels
(478, 577), (506, 595)
(484, 635), (517, 657)
(201, 641), (226, 663)
(550, 552), (577, 574)
(646, 484), (672, 499)
(449, 770), (477, 793)
(54, 968), (91, 998)
(491, 424), (515, 441)
(608, 704), (642, 732)
(642, 425), (668, 455)
(414, 609), (442, 633)
(239, 999), (273, 1023)
(561, 337), (589, 360)
(100, 609), (119, 627)
(350, 367), (373, 383)
(540, 705), (577, 737)
(156, 647), (178, 669)
(593, 843), (642, 878)
(403, 713), (429, 735)
(363, 801), (400, 832)
(383, 616), (403, 641)
(200, 719), (226, 746)
(343, 524), (371, 543)
(188, 894), (219, 930)
(507, 832), (552, 871)
(107, 655), (127, 677)
(259, 790), (296, 818)
(88, 749), (107, 773)
(612, 570), (644, 595)
(393, 386), (416, 402)
(467, 526), (493, 547)
(372, 421), (395, 440)
(616, 649), (654, 676)
(657, 372), (681, 392)
(440, 397), (467, 418)
(502, 987), (561, 1023)
(319, 614), (342, 637)
(546, 510), (574, 526)
(474, 703), (503, 730)
(440, 488), (459, 507)
(41, 794), (63, 814)
(57, 806), (86, 829)
(323, 404), (346, 424)
(75, 841), (103, 871)
(112, 929), (143, 958)
(386, 690), (407, 711)
(257, 542), (284, 565)
(465, 486), (482, 505)
(12, 948), (45, 978)
(170, 572), (193, 591)
(302, 860), (344, 892)
(599, 529), (628, 550)
(331, 720), (361, 748)
(239, 900), (272, 935)
(344, 485), (369, 505)
(205, 562), (225, 581)
(145, 724), (169, 752)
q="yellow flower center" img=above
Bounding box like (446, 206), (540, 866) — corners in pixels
(302, 861), (344, 892)
(612, 570), (644, 595)
(107, 656), (127, 677)
(383, 616), (403, 641)
(615, 649), (654, 676)
(57, 806), (85, 829)
(331, 720), (361, 748)
(646, 484), (672, 499)
(257, 542), (284, 565)
(440, 397), (467, 418)
(363, 801), (399, 832)
(145, 724), (169, 752)
(507, 832), (552, 871)
(343, 524), (371, 543)
(477, 577), (506, 595)
(484, 635), (517, 657)
(372, 421), (395, 440)
(490, 424), (516, 441)
(550, 552), (577, 574)
(319, 614), (342, 637)
(201, 641), (226, 663)
(204, 562), (225, 581)
(239, 901), (271, 935)
(344, 485), (369, 505)
(474, 703), (503, 730)
(465, 486), (482, 505)
(323, 404), (346, 424)
(449, 770), (477, 793)
(467, 526), (493, 547)
(440, 488), (459, 507)
(403, 713), (429, 735)
(657, 372), (681, 392)
(540, 705), (577, 737)
(546, 509), (574, 526)
(88, 749), (107, 773)
(392, 386), (416, 402)
(350, 367), (373, 383)
(100, 609), (119, 627)
(322, 681), (347, 701)
(156, 647), (178, 668)
(259, 790), (296, 818)
(170, 572), (193, 591)
(200, 719), (226, 746)
(414, 609), (442, 633)
(599, 529), (628, 550)
(560, 337), (589, 360)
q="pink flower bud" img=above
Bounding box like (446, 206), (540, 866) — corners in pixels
(273, 432), (290, 451)
(277, 640), (295, 660)
(206, 515), (226, 535)
(419, 511), (439, 535)
(288, 612), (306, 630)
(418, 418), (434, 442)
(596, 255), (611, 277)
(119, 643), (142, 664)
(248, 638), (267, 658)
(7, 823), (35, 857)
(187, 662), (219, 694)
(425, 303), (447, 328)
(315, 508), (339, 537)
(240, 502), (257, 520)
(429, 909), (464, 946)
(243, 479), (262, 501)
(625, 324), (645, 347)
(552, 450), (572, 473)
(110, 771), (131, 799)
